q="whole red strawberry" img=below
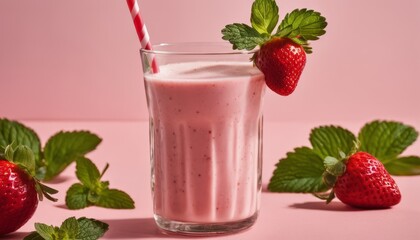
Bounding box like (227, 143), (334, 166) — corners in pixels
(333, 152), (401, 208)
(254, 37), (306, 96)
(0, 160), (38, 235)
(0, 145), (57, 236)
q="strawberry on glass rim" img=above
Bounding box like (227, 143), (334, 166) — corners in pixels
(222, 0), (327, 96)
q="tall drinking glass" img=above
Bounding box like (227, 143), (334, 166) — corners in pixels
(141, 43), (265, 235)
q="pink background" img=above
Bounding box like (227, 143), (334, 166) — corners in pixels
(1, 0), (420, 123)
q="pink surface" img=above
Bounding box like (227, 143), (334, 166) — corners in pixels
(3, 120), (420, 240)
(1, 0), (420, 122)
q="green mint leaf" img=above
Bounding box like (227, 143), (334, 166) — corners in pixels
(358, 120), (418, 163)
(43, 131), (102, 181)
(251, 0), (279, 34)
(76, 157), (101, 188)
(67, 159), (135, 210)
(60, 217), (79, 239)
(0, 118), (42, 164)
(76, 217), (109, 240)
(222, 23), (267, 50)
(25, 217), (108, 240)
(34, 223), (56, 240)
(23, 232), (45, 240)
(384, 156), (420, 176)
(268, 147), (329, 193)
(275, 8), (327, 53)
(96, 188), (135, 209)
(310, 125), (357, 159)
(66, 183), (90, 210)
(88, 188), (101, 204)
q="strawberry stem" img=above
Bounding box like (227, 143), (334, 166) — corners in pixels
(326, 190), (335, 204)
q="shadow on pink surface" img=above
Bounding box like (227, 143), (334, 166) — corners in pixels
(289, 201), (361, 211)
(289, 201), (391, 212)
(101, 218), (189, 239)
(45, 175), (73, 185)
(262, 183), (390, 212)
(54, 204), (70, 209)
(0, 232), (32, 239)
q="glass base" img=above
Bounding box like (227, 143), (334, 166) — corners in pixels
(154, 212), (259, 236)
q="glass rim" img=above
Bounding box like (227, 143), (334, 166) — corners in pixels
(140, 42), (257, 56)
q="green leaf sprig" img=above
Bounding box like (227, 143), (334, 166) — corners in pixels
(0, 118), (136, 210)
(268, 120), (420, 195)
(24, 217), (108, 240)
(222, 0), (327, 53)
(0, 118), (102, 181)
(66, 157), (135, 210)
(43, 131), (102, 181)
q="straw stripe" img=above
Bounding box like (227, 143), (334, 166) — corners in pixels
(127, 0), (151, 50)
(126, 0), (159, 72)
(141, 25), (150, 47)
(130, 1), (139, 19)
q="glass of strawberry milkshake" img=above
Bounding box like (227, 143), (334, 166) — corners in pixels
(141, 42), (265, 235)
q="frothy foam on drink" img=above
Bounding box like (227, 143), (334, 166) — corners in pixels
(146, 61), (262, 80)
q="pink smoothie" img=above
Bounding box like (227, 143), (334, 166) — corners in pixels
(144, 61), (265, 223)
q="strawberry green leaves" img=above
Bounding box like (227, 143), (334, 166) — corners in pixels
(385, 156), (420, 175)
(310, 126), (357, 159)
(222, 24), (268, 50)
(43, 131), (102, 181)
(276, 9), (327, 40)
(3, 143), (58, 202)
(222, 0), (277, 50)
(251, 0), (279, 34)
(24, 217), (109, 240)
(0, 118), (102, 181)
(268, 147), (329, 193)
(358, 120), (418, 163)
(66, 158), (135, 210)
(6, 144), (36, 176)
(0, 118), (42, 163)
(269, 120), (420, 195)
(269, 125), (356, 193)
(275, 9), (327, 53)
(222, 0), (327, 53)
(358, 120), (420, 175)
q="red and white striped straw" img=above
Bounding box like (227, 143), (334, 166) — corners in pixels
(126, 0), (159, 73)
